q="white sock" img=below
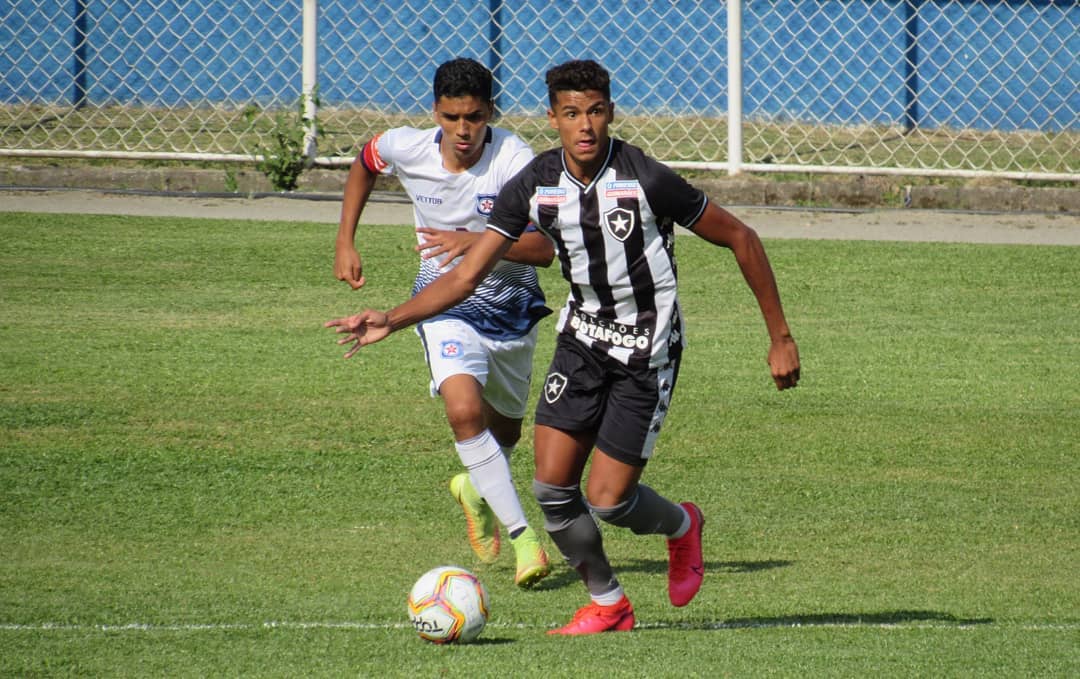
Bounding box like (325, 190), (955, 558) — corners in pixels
(592, 585), (626, 606)
(455, 430), (528, 535)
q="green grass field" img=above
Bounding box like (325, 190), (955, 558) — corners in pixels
(1, 210), (1077, 677)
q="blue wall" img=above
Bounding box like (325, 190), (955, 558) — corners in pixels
(2, 0), (1076, 133)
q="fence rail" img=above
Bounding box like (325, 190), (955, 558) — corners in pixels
(2, 0), (1077, 181)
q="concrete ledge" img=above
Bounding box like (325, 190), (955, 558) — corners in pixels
(1, 163), (1076, 214)
(0, 165), (347, 195)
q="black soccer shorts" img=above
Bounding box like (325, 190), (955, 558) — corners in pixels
(534, 333), (680, 467)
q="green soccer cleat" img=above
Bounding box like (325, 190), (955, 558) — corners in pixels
(449, 473), (500, 563)
(510, 526), (550, 588)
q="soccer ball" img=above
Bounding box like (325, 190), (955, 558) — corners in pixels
(407, 566), (489, 644)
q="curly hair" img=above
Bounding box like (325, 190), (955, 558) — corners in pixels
(433, 58), (493, 102)
(545, 60), (611, 106)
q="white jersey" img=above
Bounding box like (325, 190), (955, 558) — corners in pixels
(361, 126), (549, 339)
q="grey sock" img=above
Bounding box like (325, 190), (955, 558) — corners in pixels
(533, 479), (619, 598)
(590, 484), (686, 536)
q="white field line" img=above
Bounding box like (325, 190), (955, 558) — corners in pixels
(1, 620), (1077, 633)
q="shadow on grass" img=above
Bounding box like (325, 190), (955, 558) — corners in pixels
(642, 610), (994, 631)
(464, 637), (515, 646)
(525, 559), (791, 592)
(619, 558), (794, 576)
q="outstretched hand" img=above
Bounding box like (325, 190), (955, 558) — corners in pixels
(324, 310), (392, 358)
(768, 336), (801, 390)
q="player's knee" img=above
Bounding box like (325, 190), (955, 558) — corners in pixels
(532, 479), (586, 532)
(589, 486), (674, 536)
(443, 400), (484, 436)
(589, 492), (645, 532)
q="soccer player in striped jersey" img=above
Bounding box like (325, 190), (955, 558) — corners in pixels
(327, 60), (801, 634)
(332, 58), (553, 588)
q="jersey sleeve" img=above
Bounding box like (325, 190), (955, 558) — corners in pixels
(641, 157), (708, 228)
(359, 130), (395, 175)
(501, 135), (535, 183)
(486, 161), (536, 241)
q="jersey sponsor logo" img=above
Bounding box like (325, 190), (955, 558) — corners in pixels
(604, 180), (640, 198)
(568, 308), (652, 351)
(536, 186), (568, 205)
(602, 206), (636, 242)
(440, 340), (463, 358)
(416, 194), (443, 205)
(543, 371), (568, 403)
(475, 193), (497, 216)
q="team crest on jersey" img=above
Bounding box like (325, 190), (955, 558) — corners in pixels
(475, 193), (497, 216)
(543, 372), (568, 404)
(440, 340), (463, 359)
(537, 187), (567, 205)
(602, 207), (636, 242)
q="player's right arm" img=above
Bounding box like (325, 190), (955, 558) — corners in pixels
(415, 227), (554, 267)
(326, 229), (513, 356)
(412, 135), (551, 268)
(326, 159), (538, 356)
(334, 138), (381, 290)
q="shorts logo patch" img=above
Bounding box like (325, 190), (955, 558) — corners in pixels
(602, 206), (636, 242)
(475, 193), (497, 216)
(543, 372), (568, 404)
(440, 340), (463, 358)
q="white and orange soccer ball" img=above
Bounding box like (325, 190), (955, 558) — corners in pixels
(406, 566), (489, 644)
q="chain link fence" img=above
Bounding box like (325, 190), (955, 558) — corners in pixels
(2, 0), (1077, 180)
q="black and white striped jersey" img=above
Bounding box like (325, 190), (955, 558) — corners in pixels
(488, 139), (708, 368)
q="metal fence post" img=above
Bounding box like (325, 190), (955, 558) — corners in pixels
(727, 0), (743, 176)
(72, 0), (89, 109)
(488, 0), (503, 114)
(302, 0), (318, 163)
(902, 0), (923, 132)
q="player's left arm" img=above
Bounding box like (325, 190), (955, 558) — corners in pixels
(689, 202), (801, 390)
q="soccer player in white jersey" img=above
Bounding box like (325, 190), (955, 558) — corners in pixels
(332, 58), (553, 588)
(327, 60), (801, 633)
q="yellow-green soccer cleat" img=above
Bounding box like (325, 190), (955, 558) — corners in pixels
(510, 526), (550, 589)
(449, 473), (500, 563)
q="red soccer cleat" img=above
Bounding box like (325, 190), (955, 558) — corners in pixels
(667, 502), (705, 607)
(547, 595), (635, 636)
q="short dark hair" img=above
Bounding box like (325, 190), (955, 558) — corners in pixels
(433, 58), (493, 102)
(545, 60), (611, 106)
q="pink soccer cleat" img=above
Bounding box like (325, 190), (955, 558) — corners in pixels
(547, 596), (635, 636)
(666, 502), (705, 607)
